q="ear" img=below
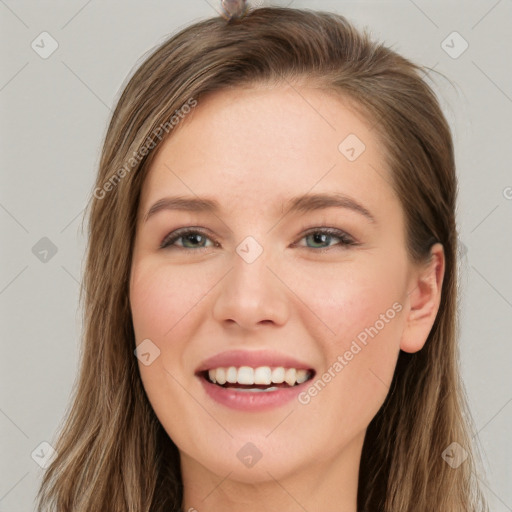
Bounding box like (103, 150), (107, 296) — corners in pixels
(400, 243), (445, 353)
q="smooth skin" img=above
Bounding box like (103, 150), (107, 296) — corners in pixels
(129, 84), (445, 512)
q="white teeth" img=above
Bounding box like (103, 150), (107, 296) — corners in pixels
(271, 367), (285, 383)
(226, 367), (237, 383)
(216, 367), (226, 385)
(296, 369), (309, 384)
(230, 386), (278, 393)
(284, 368), (297, 386)
(237, 366), (254, 385)
(205, 366), (312, 387)
(254, 366), (272, 385)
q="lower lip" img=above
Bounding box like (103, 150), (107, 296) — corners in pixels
(199, 375), (312, 412)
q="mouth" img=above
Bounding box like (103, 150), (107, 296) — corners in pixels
(198, 366), (316, 393)
(195, 350), (317, 410)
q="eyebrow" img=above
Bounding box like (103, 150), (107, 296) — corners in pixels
(143, 192), (375, 223)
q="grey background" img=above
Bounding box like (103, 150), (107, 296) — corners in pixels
(1, 0), (511, 510)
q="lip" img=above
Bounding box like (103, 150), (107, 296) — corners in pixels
(195, 349), (314, 373)
(195, 349), (315, 412)
(199, 375), (313, 411)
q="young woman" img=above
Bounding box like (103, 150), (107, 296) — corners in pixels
(36, 6), (489, 512)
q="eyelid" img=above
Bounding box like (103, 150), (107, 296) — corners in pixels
(291, 227), (358, 249)
(160, 225), (360, 253)
(160, 226), (217, 249)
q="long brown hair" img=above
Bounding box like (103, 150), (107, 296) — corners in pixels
(36, 7), (489, 511)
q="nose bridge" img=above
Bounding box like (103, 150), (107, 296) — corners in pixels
(212, 234), (289, 329)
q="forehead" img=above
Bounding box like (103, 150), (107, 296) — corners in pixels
(139, 85), (397, 221)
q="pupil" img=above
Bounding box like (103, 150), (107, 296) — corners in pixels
(186, 234), (203, 247)
(312, 233), (328, 246)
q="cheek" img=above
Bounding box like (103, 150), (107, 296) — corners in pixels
(129, 260), (213, 442)
(130, 259), (212, 341)
(129, 258), (222, 402)
(291, 256), (406, 346)
(291, 258), (405, 425)
(129, 259), (207, 400)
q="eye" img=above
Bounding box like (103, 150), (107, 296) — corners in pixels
(160, 228), (218, 250)
(160, 227), (357, 252)
(293, 228), (357, 251)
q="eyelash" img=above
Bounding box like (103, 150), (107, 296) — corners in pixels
(160, 227), (358, 252)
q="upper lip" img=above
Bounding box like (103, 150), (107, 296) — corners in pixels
(195, 349), (315, 374)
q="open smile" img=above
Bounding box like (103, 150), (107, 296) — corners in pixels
(196, 360), (316, 411)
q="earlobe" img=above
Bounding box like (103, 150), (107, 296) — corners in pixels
(400, 243), (445, 353)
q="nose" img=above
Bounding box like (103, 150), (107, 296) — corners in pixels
(212, 243), (290, 331)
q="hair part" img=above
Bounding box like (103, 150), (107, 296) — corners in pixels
(37, 7), (489, 511)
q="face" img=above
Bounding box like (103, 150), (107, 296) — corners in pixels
(129, 85), (420, 485)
